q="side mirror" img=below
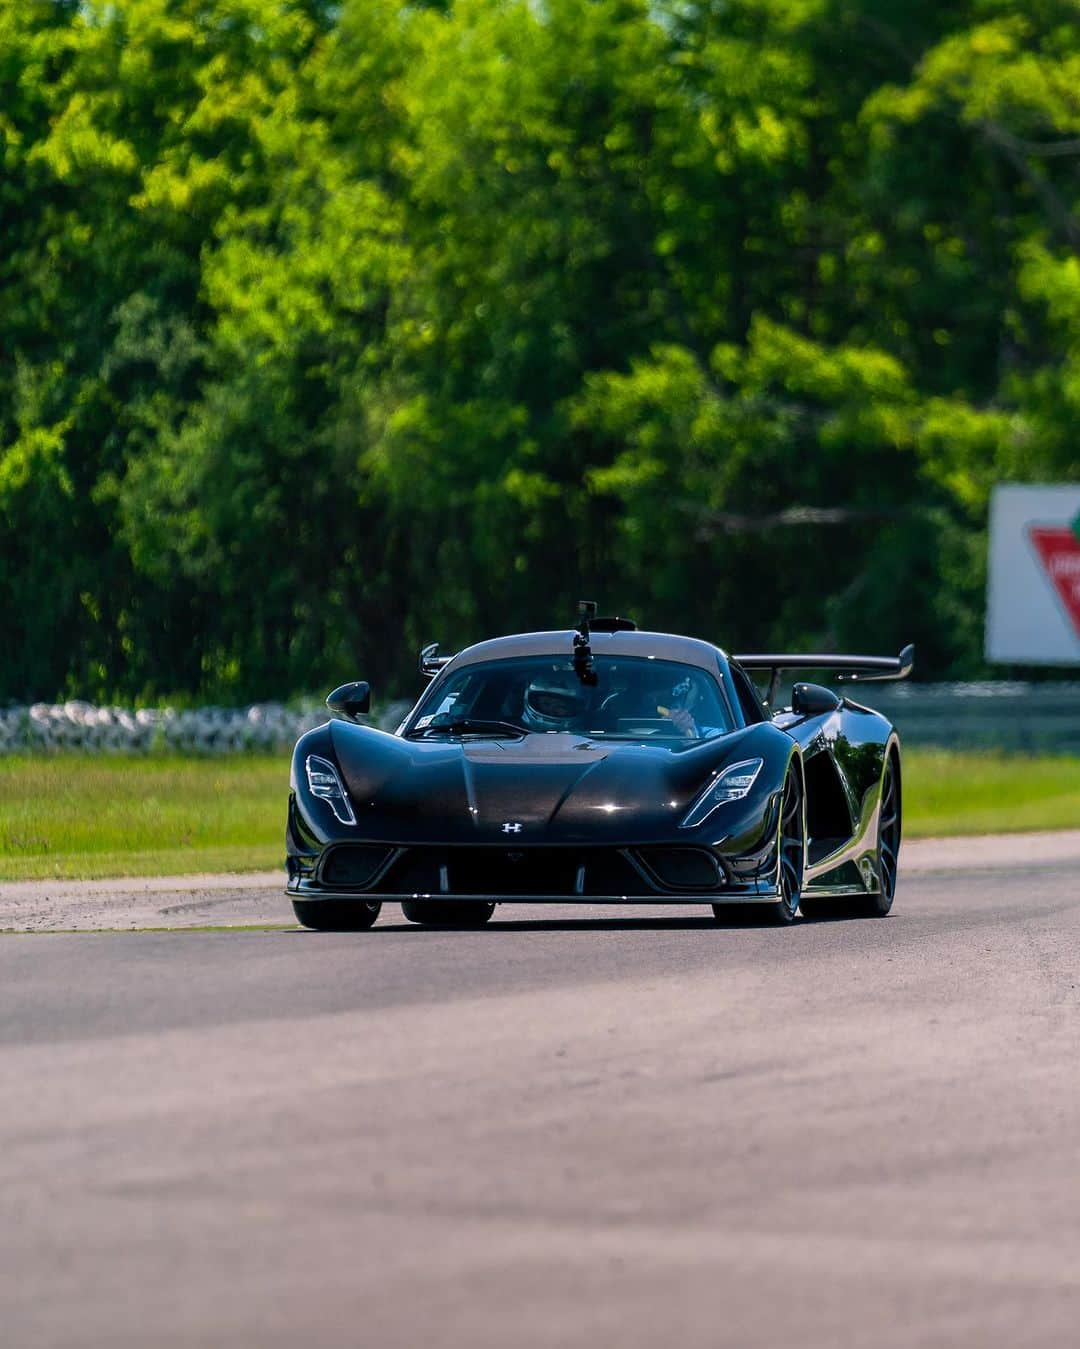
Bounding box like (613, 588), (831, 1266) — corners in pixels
(791, 682), (841, 717)
(326, 681), (371, 721)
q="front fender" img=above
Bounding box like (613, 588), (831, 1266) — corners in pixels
(681, 722), (802, 884)
(287, 724), (360, 858)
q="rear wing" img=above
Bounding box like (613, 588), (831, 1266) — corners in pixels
(733, 644), (914, 705)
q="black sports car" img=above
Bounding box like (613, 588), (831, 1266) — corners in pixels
(285, 606), (911, 929)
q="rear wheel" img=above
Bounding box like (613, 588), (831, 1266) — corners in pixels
(713, 767), (804, 926)
(292, 899), (381, 931)
(401, 900), (496, 927)
(861, 750), (901, 917)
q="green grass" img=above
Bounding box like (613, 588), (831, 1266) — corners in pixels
(0, 755), (287, 880)
(902, 749), (1080, 839)
(0, 749), (1077, 881)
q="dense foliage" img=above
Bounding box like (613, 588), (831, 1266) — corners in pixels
(2, 0), (1078, 701)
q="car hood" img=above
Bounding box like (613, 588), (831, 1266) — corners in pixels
(329, 723), (755, 844)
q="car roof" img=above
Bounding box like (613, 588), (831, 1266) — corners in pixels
(443, 629), (729, 676)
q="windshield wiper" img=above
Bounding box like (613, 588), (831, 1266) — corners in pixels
(406, 718), (527, 739)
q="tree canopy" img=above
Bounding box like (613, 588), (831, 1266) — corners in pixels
(2, 0), (1078, 701)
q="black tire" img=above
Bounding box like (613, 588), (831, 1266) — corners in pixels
(800, 751), (900, 920)
(713, 766), (804, 926)
(292, 899), (381, 931)
(862, 749), (901, 917)
(401, 900), (496, 927)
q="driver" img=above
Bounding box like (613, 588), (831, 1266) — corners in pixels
(522, 674), (591, 733)
(656, 675), (698, 737)
(648, 674), (723, 739)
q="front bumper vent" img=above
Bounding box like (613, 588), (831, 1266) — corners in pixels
(346, 846), (723, 897)
(380, 847), (644, 897)
(634, 847), (723, 890)
(321, 844), (393, 888)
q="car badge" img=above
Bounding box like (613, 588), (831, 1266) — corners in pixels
(501, 822), (523, 834)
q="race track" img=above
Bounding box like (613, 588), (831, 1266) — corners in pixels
(1, 838), (1079, 1347)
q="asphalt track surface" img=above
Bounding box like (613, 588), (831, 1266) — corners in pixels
(2, 835), (1079, 1348)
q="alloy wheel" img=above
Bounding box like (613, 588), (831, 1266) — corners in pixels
(777, 769), (805, 921)
(876, 755), (901, 910)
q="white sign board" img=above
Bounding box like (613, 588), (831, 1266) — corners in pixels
(986, 483), (1080, 666)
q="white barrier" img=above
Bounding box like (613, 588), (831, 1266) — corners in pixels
(4, 685), (1078, 753)
(0, 701), (412, 755)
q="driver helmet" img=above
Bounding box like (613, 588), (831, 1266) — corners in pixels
(523, 674), (589, 732)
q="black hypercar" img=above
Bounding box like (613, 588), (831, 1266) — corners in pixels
(285, 607), (911, 929)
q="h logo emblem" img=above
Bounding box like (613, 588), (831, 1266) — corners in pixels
(501, 822), (523, 834)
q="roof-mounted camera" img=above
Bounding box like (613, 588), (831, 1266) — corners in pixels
(572, 600), (638, 684)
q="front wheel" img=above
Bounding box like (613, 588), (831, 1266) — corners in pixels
(713, 767), (804, 926)
(401, 900), (496, 927)
(292, 899), (381, 931)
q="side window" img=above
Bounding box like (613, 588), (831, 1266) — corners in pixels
(731, 667), (766, 725)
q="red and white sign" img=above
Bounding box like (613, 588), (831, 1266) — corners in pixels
(1028, 526), (1080, 638)
(987, 485), (1080, 665)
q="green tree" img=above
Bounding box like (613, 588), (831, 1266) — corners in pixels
(2, 1), (1078, 703)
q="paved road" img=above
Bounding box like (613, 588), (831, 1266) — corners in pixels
(1, 846), (1079, 1347)
(4, 830), (1079, 932)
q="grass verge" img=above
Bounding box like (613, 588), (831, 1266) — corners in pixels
(0, 755), (285, 880)
(902, 749), (1080, 839)
(1, 749), (1077, 881)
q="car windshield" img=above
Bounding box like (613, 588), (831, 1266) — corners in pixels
(407, 655), (733, 741)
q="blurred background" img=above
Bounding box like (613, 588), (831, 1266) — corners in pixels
(3, 0), (1078, 709)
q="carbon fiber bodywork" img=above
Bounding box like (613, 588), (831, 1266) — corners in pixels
(285, 629), (903, 918)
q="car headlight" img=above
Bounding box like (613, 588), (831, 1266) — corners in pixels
(679, 758), (763, 829)
(305, 754), (356, 825)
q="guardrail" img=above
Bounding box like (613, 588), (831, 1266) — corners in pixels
(0, 701), (412, 754)
(856, 682), (1080, 753)
(2, 686), (1078, 754)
